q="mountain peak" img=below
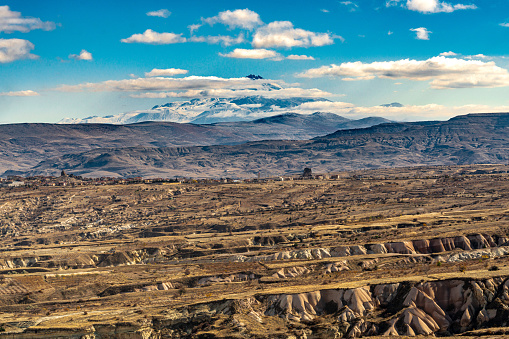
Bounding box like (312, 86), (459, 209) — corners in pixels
(61, 96), (329, 125)
(380, 102), (403, 107)
(246, 74), (264, 80)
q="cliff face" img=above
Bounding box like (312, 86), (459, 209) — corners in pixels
(4, 276), (508, 338)
(263, 277), (509, 337)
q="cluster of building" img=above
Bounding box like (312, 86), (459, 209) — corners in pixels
(0, 168), (342, 188)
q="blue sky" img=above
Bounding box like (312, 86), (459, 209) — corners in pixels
(1, 0), (509, 123)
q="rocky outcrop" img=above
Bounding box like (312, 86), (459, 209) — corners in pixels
(197, 273), (257, 286)
(1, 233), (507, 272)
(1, 324), (157, 339)
(265, 276), (509, 337)
(323, 261), (350, 273)
(5, 276), (509, 338)
(228, 233), (509, 264)
(271, 266), (312, 279)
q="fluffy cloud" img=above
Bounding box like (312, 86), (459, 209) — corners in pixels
(252, 21), (335, 48)
(54, 74), (332, 100)
(203, 9), (262, 30)
(439, 51), (457, 56)
(0, 38), (37, 63)
(190, 34), (245, 46)
(287, 54), (315, 60)
(298, 56), (509, 89)
(500, 23), (509, 27)
(406, 0), (476, 13)
(131, 87), (331, 99)
(69, 49), (93, 61)
(0, 5), (56, 33)
(220, 48), (281, 60)
(410, 27), (431, 40)
(0, 90), (39, 96)
(121, 29), (186, 44)
(145, 68), (188, 77)
(146, 9), (171, 18)
(55, 76), (285, 92)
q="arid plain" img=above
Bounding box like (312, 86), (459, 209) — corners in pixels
(1, 164), (509, 338)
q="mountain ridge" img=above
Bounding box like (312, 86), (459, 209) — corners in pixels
(59, 96), (330, 125)
(0, 112), (389, 176)
(12, 112), (509, 178)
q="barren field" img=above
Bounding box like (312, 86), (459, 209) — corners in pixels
(1, 164), (509, 338)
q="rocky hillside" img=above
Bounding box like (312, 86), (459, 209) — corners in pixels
(22, 112), (509, 178)
(0, 113), (389, 176)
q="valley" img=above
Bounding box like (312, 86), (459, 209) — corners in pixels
(1, 164), (509, 337)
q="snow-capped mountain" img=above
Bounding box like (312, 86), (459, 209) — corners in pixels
(58, 95), (328, 125)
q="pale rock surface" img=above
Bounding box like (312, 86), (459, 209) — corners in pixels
(323, 261), (350, 273)
(272, 266), (311, 279)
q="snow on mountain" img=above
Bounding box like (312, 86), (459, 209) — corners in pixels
(58, 95), (328, 125)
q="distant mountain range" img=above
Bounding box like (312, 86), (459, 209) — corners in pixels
(5, 112), (509, 178)
(0, 112), (391, 176)
(58, 95), (328, 125)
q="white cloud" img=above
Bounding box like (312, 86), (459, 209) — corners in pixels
(287, 54), (315, 60)
(252, 21), (335, 48)
(406, 0), (476, 13)
(188, 24), (202, 34)
(53, 74), (332, 100)
(321, 9), (330, 13)
(388, 31), (393, 35)
(145, 68), (188, 77)
(465, 54), (489, 59)
(297, 56), (509, 89)
(131, 87), (331, 99)
(439, 51), (457, 56)
(0, 90), (39, 96)
(500, 23), (509, 27)
(203, 9), (262, 30)
(190, 34), (245, 46)
(220, 48), (281, 60)
(69, 49), (93, 61)
(291, 101), (509, 121)
(292, 101), (354, 112)
(340, 1), (359, 11)
(55, 76), (285, 92)
(0, 5), (56, 33)
(146, 9), (171, 18)
(386, 0), (403, 7)
(410, 27), (431, 40)
(121, 29), (186, 44)
(0, 38), (37, 63)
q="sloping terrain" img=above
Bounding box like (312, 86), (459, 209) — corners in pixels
(1, 165), (509, 337)
(23, 112), (509, 178)
(0, 113), (388, 176)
